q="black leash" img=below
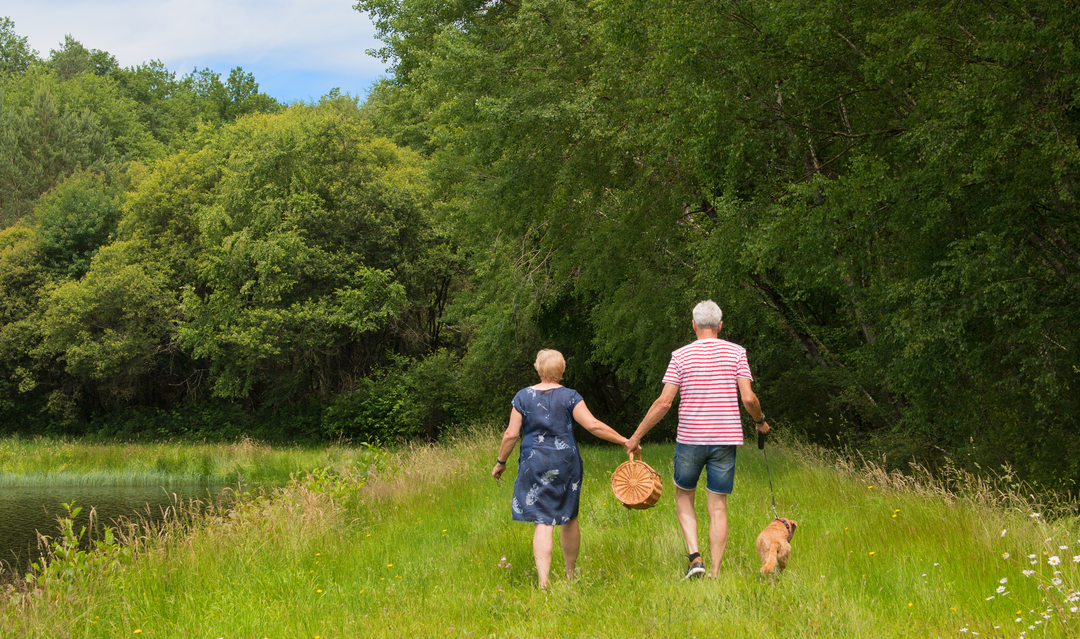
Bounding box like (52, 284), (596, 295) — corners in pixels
(758, 430), (779, 520)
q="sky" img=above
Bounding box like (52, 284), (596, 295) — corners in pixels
(4, 0), (389, 103)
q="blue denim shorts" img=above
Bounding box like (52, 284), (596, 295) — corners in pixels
(673, 443), (737, 494)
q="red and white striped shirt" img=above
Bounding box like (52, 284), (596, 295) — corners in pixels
(662, 338), (753, 445)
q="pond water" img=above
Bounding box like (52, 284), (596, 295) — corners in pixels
(0, 484), (232, 579)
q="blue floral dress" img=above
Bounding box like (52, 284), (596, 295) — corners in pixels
(510, 386), (583, 526)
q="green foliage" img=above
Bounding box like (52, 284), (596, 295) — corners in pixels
(0, 19), (469, 441)
(107, 61), (200, 148)
(323, 350), (466, 442)
(181, 66), (282, 125)
(16, 500), (131, 604)
(358, 0), (1080, 485)
(173, 104), (428, 403)
(33, 170), (121, 278)
(35, 239), (178, 412)
(0, 96), (462, 434)
(47, 35), (118, 80)
(0, 17), (36, 76)
(0, 83), (110, 226)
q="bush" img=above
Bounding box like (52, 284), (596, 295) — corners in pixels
(323, 350), (466, 443)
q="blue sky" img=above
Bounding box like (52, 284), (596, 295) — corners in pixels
(4, 0), (389, 102)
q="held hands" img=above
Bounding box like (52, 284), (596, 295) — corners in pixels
(623, 436), (641, 456)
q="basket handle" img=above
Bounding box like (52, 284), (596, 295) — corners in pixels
(627, 451), (641, 463)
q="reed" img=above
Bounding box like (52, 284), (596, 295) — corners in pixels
(2, 427), (1077, 637)
(0, 435), (378, 486)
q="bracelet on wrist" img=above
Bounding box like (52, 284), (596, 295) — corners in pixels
(754, 413), (766, 425)
(496, 458), (507, 466)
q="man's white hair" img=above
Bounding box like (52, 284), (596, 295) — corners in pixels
(692, 300), (723, 329)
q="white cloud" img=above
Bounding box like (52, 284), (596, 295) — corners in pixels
(4, 0), (388, 100)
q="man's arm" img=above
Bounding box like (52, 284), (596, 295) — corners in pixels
(737, 377), (770, 434)
(626, 383), (679, 453)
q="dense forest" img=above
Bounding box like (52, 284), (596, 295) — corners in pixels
(0, 2), (1078, 488)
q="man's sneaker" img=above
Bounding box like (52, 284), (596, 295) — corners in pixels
(683, 557), (706, 580)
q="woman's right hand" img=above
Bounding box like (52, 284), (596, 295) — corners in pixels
(492, 463), (506, 480)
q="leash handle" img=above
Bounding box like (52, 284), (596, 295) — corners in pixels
(757, 430), (766, 450)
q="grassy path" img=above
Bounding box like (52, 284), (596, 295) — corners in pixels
(2, 431), (1078, 637)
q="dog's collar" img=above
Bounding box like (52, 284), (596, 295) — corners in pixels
(774, 517), (790, 531)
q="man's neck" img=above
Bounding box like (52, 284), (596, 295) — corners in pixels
(694, 330), (719, 340)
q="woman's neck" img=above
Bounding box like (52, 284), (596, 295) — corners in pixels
(533, 380), (562, 390)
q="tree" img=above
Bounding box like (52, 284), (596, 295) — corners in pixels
(109, 60), (200, 148)
(0, 17), (37, 76)
(181, 66), (281, 125)
(357, 0), (1080, 484)
(48, 35), (118, 80)
(0, 84), (109, 226)
(174, 104), (426, 403)
(35, 239), (179, 413)
(34, 169), (121, 278)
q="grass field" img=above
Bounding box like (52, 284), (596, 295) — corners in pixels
(2, 428), (1078, 638)
(0, 436), (376, 486)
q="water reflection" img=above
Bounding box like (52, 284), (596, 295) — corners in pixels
(0, 484), (232, 578)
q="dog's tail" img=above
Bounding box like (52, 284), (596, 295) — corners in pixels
(761, 542), (780, 574)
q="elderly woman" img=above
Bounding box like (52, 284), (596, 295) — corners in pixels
(492, 349), (633, 589)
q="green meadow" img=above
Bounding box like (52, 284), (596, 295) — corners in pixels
(2, 429), (1078, 638)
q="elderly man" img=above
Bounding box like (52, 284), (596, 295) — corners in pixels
(626, 300), (770, 579)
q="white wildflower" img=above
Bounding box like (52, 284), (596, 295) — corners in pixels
(1049, 556), (1061, 566)
(997, 586), (1007, 594)
(1000, 577), (1008, 584)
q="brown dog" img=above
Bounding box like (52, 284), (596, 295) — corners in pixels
(756, 517), (798, 576)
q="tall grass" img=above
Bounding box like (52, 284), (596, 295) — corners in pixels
(2, 427), (1078, 637)
(0, 435), (378, 486)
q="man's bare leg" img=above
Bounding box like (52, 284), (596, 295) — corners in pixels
(675, 487), (699, 555)
(706, 491), (729, 577)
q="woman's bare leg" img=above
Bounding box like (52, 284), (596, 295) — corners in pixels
(561, 518), (580, 579)
(533, 523), (554, 588)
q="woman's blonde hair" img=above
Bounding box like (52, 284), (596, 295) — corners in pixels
(534, 349), (566, 382)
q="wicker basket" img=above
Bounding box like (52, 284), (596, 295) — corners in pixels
(611, 452), (663, 510)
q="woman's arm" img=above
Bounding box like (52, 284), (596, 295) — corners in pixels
(492, 408), (523, 480)
(572, 401), (631, 450)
